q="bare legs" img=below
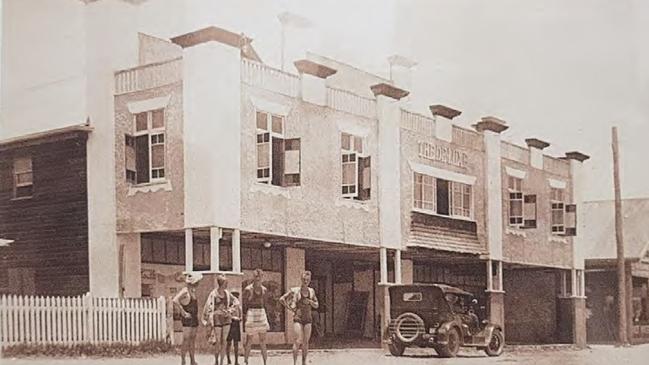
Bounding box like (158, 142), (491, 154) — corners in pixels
(292, 323), (312, 365)
(244, 333), (267, 365)
(213, 325), (230, 365)
(181, 327), (198, 365)
(226, 339), (239, 365)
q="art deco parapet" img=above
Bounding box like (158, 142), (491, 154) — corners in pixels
(473, 116), (509, 134)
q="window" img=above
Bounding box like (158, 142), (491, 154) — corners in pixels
(508, 176), (523, 226)
(126, 109), (165, 184)
(551, 188), (565, 234)
(256, 111), (301, 187)
(414, 173), (435, 211)
(403, 292), (423, 302)
(13, 157), (33, 198)
(413, 173), (472, 219)
(450, 181), (472, 218)
(341, 132), (371, 200)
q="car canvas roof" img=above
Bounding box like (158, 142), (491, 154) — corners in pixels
(391, 283), (474, 297)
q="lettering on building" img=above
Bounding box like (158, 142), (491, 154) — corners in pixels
(418, 141), (469, 168)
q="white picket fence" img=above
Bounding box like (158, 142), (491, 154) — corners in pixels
(0, 293), (166, 348)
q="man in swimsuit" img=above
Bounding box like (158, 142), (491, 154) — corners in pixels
(243, 269), (270, 365)
(280, 271), (319, 365)
(203, 275), (238, 365)
(173, 272), (203, 365)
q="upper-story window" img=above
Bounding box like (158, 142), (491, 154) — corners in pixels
(125, 109), (165, 184)
(550, 187), (565, 234)
(341, 132), (371, 201)
(256, 110), (301, 187)
(13, 157), (33, 199)
(413, 173), (472, 219)
(508, 176), (523, 226)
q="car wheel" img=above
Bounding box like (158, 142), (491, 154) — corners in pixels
(388, 340), (405, 356)
(436, 327), (461, 358)
(484, 329), (504, 357)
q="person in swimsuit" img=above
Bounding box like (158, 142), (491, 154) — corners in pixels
(203, 274), (239, 365)
(280, 271), (319, 365)
(243, 269), (270, 365)
(226, 291), (242, 365)
(172, 272), (203, 365)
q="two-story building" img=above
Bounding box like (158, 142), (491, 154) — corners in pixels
(105, 25), (590, 346)
(1, 7), (591, 347)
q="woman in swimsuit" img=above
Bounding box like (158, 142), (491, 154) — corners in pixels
(280, 271), (319, 365)
(203, 274), (239, 365)
(173, 272), (203, 365)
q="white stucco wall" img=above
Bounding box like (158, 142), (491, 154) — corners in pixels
(182, 40), (241, 229)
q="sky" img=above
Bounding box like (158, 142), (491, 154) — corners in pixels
(2, 0), (647, 201)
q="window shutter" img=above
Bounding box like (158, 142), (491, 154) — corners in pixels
(357, 156), (371, 201)
(125, 135), (136, 183)
(564, 204), (577, 236)
(271, 137), (285, 186)
(283, 138), (301, 186)
(522, 194), (537, 228)
(135, 135), (150, 184)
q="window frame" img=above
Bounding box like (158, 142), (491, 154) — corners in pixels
(341, 132), (364, 199)
(508, 176), (524, 227)
(13, 156), (33, 199)
(132, 108), (166, 184)
(550, 187), (565, 234)
(255, 110), (285, 185)
(412, 173), (474, 221)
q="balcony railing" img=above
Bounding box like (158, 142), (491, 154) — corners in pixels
(114, 57), (182, 95)
(501, 141), (529, 163)
(452, 126), (483, 151)
(544, 155), (570, 177)
(240, 59), (300, 97)
(326, 87), (376, 119)
(400, 109), (436, 137)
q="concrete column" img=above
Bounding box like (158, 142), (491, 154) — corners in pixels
(486, 260), (505, 327)
(172, 27), (242, 229)
(379, 247), (388, 284)
(525, 138), (550, 169)
(371, 82), (408, 252)
(395, 250), (402, 284)
(185, 228), (193, 272)
(294, 59), (336, 106)
(210, 227), (221, 272)
(85, 0), (139, 297)
(564, 151), (590, 270)
(232, 229), (241, 274)
(487, 260), (494, 291)
(474, 117), (509, 262)
(120, 233), (141, 298)
(429, 105), (461, 142)
(284, 247), (305, 343)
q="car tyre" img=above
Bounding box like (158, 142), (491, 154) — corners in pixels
(436, 327), (460, 358)
(388, 340), (405, 357)
(484, 329), (504, 357)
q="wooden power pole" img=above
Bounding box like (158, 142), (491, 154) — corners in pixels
(612, 126), (629, 345)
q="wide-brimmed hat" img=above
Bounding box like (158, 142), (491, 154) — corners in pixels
(185, 272), (203, 285)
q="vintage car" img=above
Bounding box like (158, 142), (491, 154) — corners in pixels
(387, 284), (504, 358)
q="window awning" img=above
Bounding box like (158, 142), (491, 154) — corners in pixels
(409, 160), (477, 185)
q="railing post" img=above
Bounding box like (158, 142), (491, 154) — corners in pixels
(83, 293), (93, 344)
(158, 296), (166, 341)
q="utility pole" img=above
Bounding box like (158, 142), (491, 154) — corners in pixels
(612, 126), (629, 346)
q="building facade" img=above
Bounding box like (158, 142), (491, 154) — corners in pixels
(1, 1), (591, 348)
(583, 199), (649, 344)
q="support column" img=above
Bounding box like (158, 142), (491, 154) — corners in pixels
(486, 260), (505, 327)
(395, 249), (402, 284)
(185, 228), (193, 272)
(210, 227), (221, 272)
(284, 247), (305, 343)
(232, 229), (241, 274)
(120, 233), (141, 298)
(379, 247), (388, 285)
